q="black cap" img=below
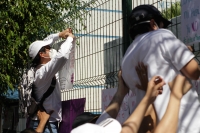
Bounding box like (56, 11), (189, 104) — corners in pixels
(129, 4), (171, 28)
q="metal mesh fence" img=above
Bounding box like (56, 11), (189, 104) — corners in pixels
(60, 0), (200, 114)
(16, 0), (200, 132)
(61, 0), (123, 114)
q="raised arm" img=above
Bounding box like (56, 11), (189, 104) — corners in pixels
(105, 70), (129, 118)
(180, 45), (200, 80)
(121, 75), (165, 133)
(154, 74), (192, 133)
(35, 33), (74, 83)
(35, 110), (53, 133)
(180, 59), (200, 80)
(135, 63), (157, 133)
(95, 70), (129, 124)
(163, 37), (200, 80)
(44, 28), (73, 45)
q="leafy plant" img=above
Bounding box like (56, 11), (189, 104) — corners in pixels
(0, 0), (95, 96)
(161, 1), (181, 19)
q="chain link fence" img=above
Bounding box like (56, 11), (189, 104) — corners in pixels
(15, 0), (200, 132)
(60, 0), (200, 114)
(61, 0), (123, 114)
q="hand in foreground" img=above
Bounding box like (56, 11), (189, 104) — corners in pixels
(59, 28), (74, 39)
(36, 110), (54, 133)
(145, 76), (166, 103)
(135, 62), (148, 91)
(168, 74), (192, 100)
(37, 110), (53, 121)
(118, 70), (129, 96)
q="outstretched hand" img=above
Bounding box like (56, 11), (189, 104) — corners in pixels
(36, 110), (54, 133)
(145, 76), (166, 103)
(37, 110), (53, 121)
(135, 62), (166, 103)
(118, 70), (129, 96)
(135, 62), (148, 91)
(59, 28), (74, 39)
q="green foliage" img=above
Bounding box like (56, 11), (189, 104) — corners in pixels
(161, 1), (181, 19)
(0, 0), (95, 96)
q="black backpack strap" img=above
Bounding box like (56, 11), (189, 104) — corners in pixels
(32, 67), (56, 133)
(38, 76), (56, 133)
(40, 76), (56, 108)
(33, 66), (56, 106)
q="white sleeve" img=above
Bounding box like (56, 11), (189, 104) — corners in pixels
(95, 111), (112, 124)
(59, 37), (73, 58)
(43, 33), (60, 45)
(160, 34), (194, 71)
(35, 37), (73, 81)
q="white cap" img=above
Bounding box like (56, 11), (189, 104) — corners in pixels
(71, 118), (121, 133)
(28, 39), (53, 59)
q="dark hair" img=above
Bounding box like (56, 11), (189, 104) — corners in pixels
(129, 18), (162, 40)
(129, 4), (171, 38)
(31, 46), (46, 68)
(129, 23), (150, 40)
(20, 128), (36, 133)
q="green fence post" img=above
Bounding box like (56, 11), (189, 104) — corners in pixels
(122, 0), (132, 55)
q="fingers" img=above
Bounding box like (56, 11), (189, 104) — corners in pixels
(118, 69), (122, 79)
(144, 76), (165, 103)
(135, 66), (143, 80)
(139, 62), (147, 75)
(65, 28), (72, 32)
(135, 62), (148, 91)
(117, 69), (129, 95)
(137, 62), (147, 76)
(37, 110), (51, 120)
(135, 63), (147, 78)
(158, 90), (163, 94)
(149, 76), (165, 95)
(150, 76), (161, 81)
(150, 76), (162, 84)
(154, 80), (165, 92)
(68, 28), (73, 33)
(118, 70), (124, 85)
(62, 28), (74, 38)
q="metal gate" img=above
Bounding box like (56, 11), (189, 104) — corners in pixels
(60, 0), (200, 114)
(16, 0), (200, 117)
(16, 0), (200, 132)
(61, 0), (123, 114)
